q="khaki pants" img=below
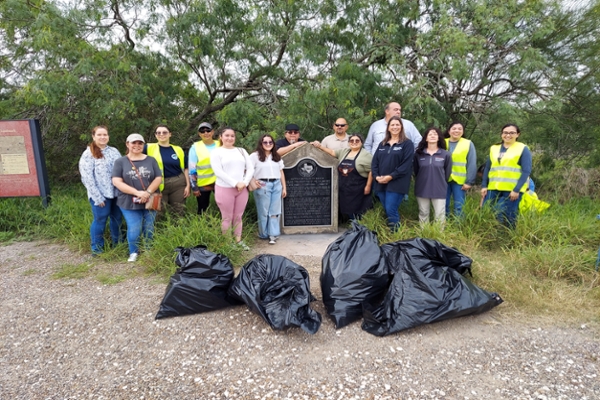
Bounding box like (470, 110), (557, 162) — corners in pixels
(162, 174), (187, 216)
(416, 197), (446, 225)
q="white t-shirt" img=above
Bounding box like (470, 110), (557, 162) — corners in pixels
(210, 147), (254, 188)
(249, 152), (284, 180)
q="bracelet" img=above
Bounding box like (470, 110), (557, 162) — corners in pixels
(146, 190), (152, 194)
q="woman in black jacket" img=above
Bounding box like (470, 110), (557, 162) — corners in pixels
(371, 116), (414, 230)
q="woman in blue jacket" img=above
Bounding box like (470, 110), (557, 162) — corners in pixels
(371, 116), (414, 230)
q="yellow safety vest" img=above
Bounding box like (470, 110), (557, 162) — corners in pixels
(445, 138), (471, 184)
(488, 142), (527, 193)
(147, 143), (185, 192)
(194, 141), (220, 187)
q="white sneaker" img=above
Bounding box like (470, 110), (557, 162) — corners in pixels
(269, 236), (276, 245)
(127, 253), (138, 262)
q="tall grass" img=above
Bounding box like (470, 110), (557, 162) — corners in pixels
(1, 187), (599, 321)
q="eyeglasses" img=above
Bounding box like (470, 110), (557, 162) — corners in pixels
(155, 131), (169, 135)
(286, 130), (299, 134)
(199, 128), (212, 133)
(502, 131), (518, 135)
(262, 141), (274, 145)
(349, 139), (361, 144)
(130, 141), (144, 145)
(335, 124), (347, 127)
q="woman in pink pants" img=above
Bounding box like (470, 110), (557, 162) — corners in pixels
(210, 127), (254, 250)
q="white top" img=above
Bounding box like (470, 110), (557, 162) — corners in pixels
(249, 152), (284, 180)
(364, 118), (422, 154)
(78, 145), (122, 205)
(210, 147), (254, 188)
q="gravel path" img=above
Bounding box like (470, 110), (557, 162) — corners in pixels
(0, 241), (598, 400)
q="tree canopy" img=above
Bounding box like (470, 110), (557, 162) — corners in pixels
(1, 0), (598, 187)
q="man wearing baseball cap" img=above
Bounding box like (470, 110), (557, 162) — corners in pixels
(276, 123), (321, 156)
(188, 122), (221, 214)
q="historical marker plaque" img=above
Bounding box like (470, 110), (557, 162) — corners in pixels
(281, 143), (339, 234)
(283, 159), (332, 226)
(0, 119), (51, 206)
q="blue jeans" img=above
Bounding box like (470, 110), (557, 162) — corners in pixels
(446, 181), (466, 217)
(120, 208), (157, 254)
(253, 180), (283, 238)
(376, 191), (404, 229)
(89, 198), (123, 254)
(484, 190), (522, 228)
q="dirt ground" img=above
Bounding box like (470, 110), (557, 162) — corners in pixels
(0, 239), (598, 400)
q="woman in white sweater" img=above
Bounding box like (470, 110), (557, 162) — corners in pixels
(210, 127), (254, 249)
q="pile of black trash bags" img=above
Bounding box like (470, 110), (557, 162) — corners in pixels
(155, 223), (502, 336)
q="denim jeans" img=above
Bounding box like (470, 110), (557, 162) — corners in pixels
(120, 208), (157, 254)
(484, 190), (522, 228)
(253, 180), (283, 239)
(446, 181), (466, 217)
(376, 191), (404, 229)
(89, 198), (123, 254)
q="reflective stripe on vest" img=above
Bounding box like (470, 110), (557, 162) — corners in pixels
(194, 141), (220, 187)
(446, 138), (470, 184)
(488, 142), (527, 193)
(147, 143), (185, 192)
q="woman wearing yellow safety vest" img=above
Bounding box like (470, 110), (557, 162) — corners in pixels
(188, 122), (221, 214)
(445, 122), (477, 218)
(481, 124), (532, 227)
(144, 124), (190, 215)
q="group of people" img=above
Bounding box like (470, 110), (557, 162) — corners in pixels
(78, 101), (532, 259)
(78, 123), (288, 260)
(315, 102), (531, 230)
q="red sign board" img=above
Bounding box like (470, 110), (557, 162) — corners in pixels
(0, 120), (50, 204)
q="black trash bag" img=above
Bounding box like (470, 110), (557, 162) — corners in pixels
(321, 222), (389, 329)
(228, 254), (322, 334)
(155, 245), (239, 319)
(362, 238), (503, 336)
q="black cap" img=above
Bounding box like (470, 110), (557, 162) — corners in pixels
(285, 123), (300, 131)
(198, 122), (213, 131)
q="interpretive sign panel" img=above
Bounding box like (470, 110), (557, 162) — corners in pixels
(281, 143), (338, 234)
(0, 120), (50, 206)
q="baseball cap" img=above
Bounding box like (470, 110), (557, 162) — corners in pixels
(126, 133), (145, 143)
(285, 123), (300, 131)
(198, 122), (213, 131)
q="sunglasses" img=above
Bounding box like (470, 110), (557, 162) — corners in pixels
(155, 131), (169, 135)
(349, 139), (361, 144)
(199, 128), (212, 133)
(286, 130), (299, 134)
(335, 124), (347, 127)
(130, 141), (144, 145)
(262, 140), (274, 145)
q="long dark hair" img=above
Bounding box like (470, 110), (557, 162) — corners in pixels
(255, 134), (281, 162)
(416, 127), (446, 154)
(90, 125), (108, 159)
(383, 116), (407, 144)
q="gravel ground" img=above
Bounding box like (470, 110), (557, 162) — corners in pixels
(0, 241), (598, 400)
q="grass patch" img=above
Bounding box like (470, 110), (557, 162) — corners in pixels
(52, 262), (93, 279)
(96, 273), (127, 285)
(22, 268), (39, 276)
